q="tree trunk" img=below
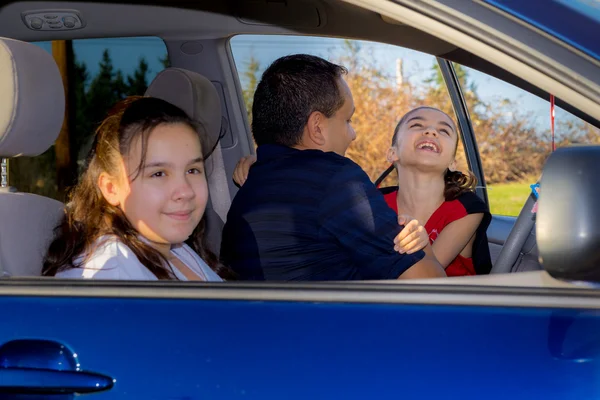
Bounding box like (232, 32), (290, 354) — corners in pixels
(52, 40), (76, 200)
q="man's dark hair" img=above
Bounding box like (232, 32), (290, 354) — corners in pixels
(251, 54), (348, 147)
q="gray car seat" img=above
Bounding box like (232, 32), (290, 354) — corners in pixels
(0, 38), (65, 276)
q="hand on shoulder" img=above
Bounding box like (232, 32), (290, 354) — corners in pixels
(233, 155), (257, 187)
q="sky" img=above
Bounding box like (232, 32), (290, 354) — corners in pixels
(229, 35), (572, 133)
(35, 34), (577, 135)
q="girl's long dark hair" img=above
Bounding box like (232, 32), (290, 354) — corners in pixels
(43, 96), (232, 280)
(443, 169), (477, 201)
(392, 106), (477, 201)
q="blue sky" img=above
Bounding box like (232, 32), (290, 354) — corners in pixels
(230, 35), (565, 132)
(36, 35), (574, 134)
(36, 37), (167, 84)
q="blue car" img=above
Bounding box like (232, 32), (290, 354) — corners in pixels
(0, 0), (599, 398)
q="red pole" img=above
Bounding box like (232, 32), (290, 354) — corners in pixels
(550, 94), (555, 151)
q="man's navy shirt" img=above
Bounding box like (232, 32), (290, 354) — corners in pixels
(220, 144), (425, 281)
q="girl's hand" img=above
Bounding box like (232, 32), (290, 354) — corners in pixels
(233, 155), (257, 187)
(394, 214), (429, 254)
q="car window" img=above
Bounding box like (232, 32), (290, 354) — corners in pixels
(483, 0), (600, 61)
(230, 35), (467, 188)
(453, 62), (600, 216)
(8, 37), (168, 202)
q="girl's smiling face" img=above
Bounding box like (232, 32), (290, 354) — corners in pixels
(100, 122), (208, 249)
(388, 107), (458, 172)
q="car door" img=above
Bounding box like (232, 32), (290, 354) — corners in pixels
(2, 0), (600, 399)
(2, 279), (600, 399)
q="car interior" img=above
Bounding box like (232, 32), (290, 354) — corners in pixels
(0, 0), (596, 286)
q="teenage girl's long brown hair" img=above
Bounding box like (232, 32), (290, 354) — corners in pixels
(392, 106), (477, 201)
(43, 96), (233, 280)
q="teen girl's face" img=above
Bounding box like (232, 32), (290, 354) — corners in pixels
(115, 123), (208, 247)
(390, 108), (458, 172)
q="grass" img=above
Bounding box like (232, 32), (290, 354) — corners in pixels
(487, 182), (533, 217)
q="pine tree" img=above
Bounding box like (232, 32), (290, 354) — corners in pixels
(72, 57), (92, 167)
(127, 57), (149, 95)
(86, 49), (120, 129)
(159, 53), (170, 68)
(114, 70), (128, 98)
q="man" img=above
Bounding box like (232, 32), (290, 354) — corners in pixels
(221, 54), (444, 281)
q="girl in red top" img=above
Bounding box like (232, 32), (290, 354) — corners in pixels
(381, 106), (492, 276)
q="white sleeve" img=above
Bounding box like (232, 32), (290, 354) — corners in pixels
(176, 244), (223, 282)
(55, 240), (155, 280)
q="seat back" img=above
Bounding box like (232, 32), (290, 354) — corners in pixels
(0, 38), (65, 276)
(145, 68), (231, 256)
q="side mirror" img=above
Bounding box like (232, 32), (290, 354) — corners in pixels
(537, 145), (600, 283)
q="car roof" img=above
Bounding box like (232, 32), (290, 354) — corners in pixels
(0, 0), (598, 127)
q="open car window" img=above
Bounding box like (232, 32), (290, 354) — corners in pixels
(230, 34), (469, 186)
(452, 62), (600, 216)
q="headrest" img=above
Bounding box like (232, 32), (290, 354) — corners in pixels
(0, 38), (65, 157)
(145, 68), (222, 156)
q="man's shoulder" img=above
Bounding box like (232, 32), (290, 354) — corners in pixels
(296, 149), (361, 171)
(258, 148), (367, 185)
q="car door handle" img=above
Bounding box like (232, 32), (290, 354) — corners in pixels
(0, 339), (114, 395)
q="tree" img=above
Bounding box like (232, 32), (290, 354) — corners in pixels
(427, 61), (470, 91)
(72, 50), (151, 173)
(127, 57), (149, 95)
(241, 55), (260, 126)
(159, 53), (170, 69)
(86, 50), (121, 128)
(72, 58), (92, 171)
(332, 43), (557, 185)
(339, 41), (415, 185)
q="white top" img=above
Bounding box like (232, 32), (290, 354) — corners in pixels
(55, 236), (223, 281)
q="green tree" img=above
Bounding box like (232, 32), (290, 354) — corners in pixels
(127, 57), (149, 95)
(113, 71), (128, 99)
(72, 57), (93, 170)
(86, 50), (121, 129)
(159, 53), (170, 69)
(427, 61), (470, 90)
(75, 49), (134, 171)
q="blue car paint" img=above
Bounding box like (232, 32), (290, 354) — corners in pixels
(1, 296), (599, 399)
(483, 0), (600, 61)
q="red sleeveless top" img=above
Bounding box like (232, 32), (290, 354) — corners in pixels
(381, 188), (492, 277)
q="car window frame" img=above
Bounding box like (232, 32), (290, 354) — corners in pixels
(437, 58), (488, 206)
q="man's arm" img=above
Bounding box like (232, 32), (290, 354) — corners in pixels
(319, 161), (445, 280)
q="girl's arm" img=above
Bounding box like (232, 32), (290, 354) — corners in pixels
(431, 213), (484, 268)
(233, 155), (257, 187)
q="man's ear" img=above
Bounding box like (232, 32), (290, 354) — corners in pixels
(448, 159), (457, 172)
(305, 111), (327, 147)
(98, 172), (122, 207)
(387, 146), (399, 163)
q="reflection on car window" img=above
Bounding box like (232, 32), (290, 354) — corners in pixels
(9, 37), (168, 201)
(483, 0), (600, 61)
(230, 35), (467, 188)
(453, 62), (600, 216)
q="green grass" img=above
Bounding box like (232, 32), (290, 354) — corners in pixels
(487, 182), (533, 217)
